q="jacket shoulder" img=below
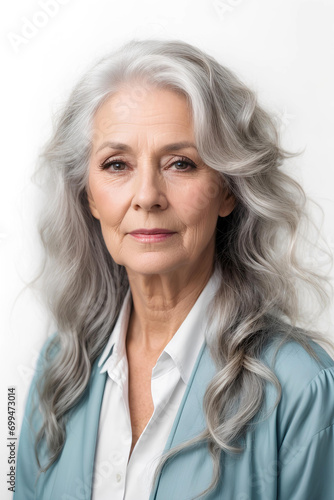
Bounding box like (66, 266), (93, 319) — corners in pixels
(261, 333), (334, 389)
(259, 334), (334, 448)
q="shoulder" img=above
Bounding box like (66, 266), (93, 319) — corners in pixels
(23, 332), (61, 423)
(24, 332), (60, 413)
(35, 332), (60, 371)
(259, 333), (334, 448)
(261, 334), (334, 390)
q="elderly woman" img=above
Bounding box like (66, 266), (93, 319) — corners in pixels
(14, 39), (334, 500)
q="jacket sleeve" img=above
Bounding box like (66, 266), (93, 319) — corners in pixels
(277, 366), (334, 500)
(13, 333), (58, 500)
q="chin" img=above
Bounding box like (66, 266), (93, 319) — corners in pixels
(123, 255), (186, 276)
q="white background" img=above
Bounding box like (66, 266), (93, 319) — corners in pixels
(1, 0), (334, 498)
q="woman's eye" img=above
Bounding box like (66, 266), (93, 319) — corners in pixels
(169, 158), (197, 171)
(100, 160), (127, 171)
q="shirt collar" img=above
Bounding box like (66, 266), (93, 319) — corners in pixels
(98, 268), (221, 382)
(161, 268), (220, 383)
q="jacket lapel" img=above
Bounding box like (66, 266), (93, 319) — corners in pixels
(149, 342), (217, 500)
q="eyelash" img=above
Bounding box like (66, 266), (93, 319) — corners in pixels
(99, 156), (197, 172)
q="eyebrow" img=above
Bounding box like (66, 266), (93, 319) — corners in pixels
(95, 141), (198, 154)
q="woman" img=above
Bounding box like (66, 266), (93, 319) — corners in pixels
(14, 39), (334, 500)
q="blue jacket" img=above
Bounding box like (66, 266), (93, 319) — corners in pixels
(14, 332), (334, 499)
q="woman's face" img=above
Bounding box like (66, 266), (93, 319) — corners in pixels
(87, 83), (235, 277)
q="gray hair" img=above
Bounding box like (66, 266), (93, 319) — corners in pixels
(31, 38), (333, 496)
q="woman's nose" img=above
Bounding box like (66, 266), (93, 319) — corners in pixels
(131, 163), (168, 212)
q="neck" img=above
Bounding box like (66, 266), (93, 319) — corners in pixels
(125, 264), (215, 355)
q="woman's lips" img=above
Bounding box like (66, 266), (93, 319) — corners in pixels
(129, 232), (176, 242)
(129, 228), (174, 235)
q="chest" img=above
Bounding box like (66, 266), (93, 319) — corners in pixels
(126, 349), (157, 454)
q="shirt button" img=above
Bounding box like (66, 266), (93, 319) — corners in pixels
(116, 473), (122, 483)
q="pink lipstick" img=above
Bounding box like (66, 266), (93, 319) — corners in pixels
(129, 228), (176, 242)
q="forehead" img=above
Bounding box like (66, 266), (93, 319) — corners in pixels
(91, 84), (194, 141)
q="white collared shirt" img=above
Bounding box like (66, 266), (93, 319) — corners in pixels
(92, 270), (220, 500)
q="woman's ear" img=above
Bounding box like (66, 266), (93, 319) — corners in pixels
(86, 188), (100, 220)
(219, 186), (236, 218)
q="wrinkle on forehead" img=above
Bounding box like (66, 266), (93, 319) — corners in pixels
(91, 86), (195, 154)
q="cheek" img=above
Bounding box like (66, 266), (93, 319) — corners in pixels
(90, 182), (127, 225)
(175, 179), (221, 226)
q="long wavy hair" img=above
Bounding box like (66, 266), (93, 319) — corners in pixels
(31, 38), (333, 495)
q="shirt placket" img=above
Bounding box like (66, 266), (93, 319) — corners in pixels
(105, 356), (132, 498)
